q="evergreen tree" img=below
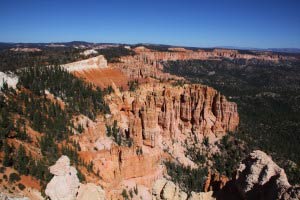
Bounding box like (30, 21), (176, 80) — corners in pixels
(14, 145), (29, 175)
(3, 141), (12, 167)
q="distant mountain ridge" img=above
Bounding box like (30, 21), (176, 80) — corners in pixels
(1, 41), (300, 54)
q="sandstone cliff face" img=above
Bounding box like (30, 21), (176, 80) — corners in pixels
(111, 47), (291, 80)
(107, 83), (239, 150)
(72, 82), (238, 199)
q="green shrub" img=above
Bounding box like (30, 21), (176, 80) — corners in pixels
(18, 183), (26, 190)
(121, 189), (129, 200)
(9, 173), (21, 183)
(0, 166), (6, 173)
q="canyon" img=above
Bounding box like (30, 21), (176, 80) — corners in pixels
(71, 81), (239, 198)
(111, 46), (295, 80)
(1, 45), (299, 200)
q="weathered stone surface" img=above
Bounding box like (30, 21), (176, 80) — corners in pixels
(62, 55), (107, 72)
(204, 170), (229, 192)
(76, 183), (105, 200)
(107, 83), (239, 149)
(0, 71), (18, 89)
(188, 191), (215, 200)
(112, 47), (291, 80)
(152, 178), (168, 197)
(0, 192), (30, 200)
(45, 156), (80, 200)
(236, 150), (290, 199)
(214, 150), (300, 200)
(152, 179), (215, 200)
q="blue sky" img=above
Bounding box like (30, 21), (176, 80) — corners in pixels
(0, 0), (300, 48)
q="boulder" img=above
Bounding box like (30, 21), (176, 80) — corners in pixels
(45, 156), (80, 200)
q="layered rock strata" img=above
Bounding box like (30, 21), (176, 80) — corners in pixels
(112, 47), (293, 79)
(107, 83), (239, 149)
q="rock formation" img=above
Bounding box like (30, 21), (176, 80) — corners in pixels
(80, 49), (98, 56)
(45, 156), (106, 200)
(45, 156), (80, 200)
(0, 71), (18, 89)
(0, 192), (30, 200)
(10, 48), (42, 52)
(151, 151), (300, 200)
(111, 46), (293, 80)
(235, 150), (300, 200)
(216, 150), (300, 200)
(62, 55), (107, 72)
(152, 178), (215, 200)
(107, 83), (239, 149)
(76, 183), (105, 200)
(70, 82), (239, 198)
(204, 170), (229, 192)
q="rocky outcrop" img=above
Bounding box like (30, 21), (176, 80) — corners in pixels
(216, 150), (300, 200)
(234, 150), (300, 200)
(45, 156), (80, 200)
(107, 83), (239, 150)
(62, 55), (107, 72)
(80, 49), (98, 56)
(152, 151), (300, 200)
(204, 170), (229, 192)
(112, 47), (292, 80)
(10, 48), (41, 52)
(76, 183), (105, 200)
(0, 72), (18, 89)
(45, 156), (106, 200)
(152, 178), (215, 200)
(0, 193), (29, 200)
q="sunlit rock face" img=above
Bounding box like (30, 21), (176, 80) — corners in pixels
(45, 156), (106, 200)
(112, 46), (291, 80)
(0, 71), (18, 89)
(107, 83), (239, 149)
(76, 183), (105, 200)
(235, 150), (293, 200)
(62, 55), (107, 72)
(216, 150), (300, 200)
(152, 178), (215, 200)
(45, 156), (80, 200)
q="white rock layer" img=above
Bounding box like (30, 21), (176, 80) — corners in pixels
(62, 55), (107, 72)
(45, 156), (106, 200)
(45, 156), (80, 200)
(0, 72), (18, 89)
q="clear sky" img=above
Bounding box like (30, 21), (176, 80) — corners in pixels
(1, 0), (300, 48)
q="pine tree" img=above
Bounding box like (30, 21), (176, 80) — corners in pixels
(3, 141), (12, 166)
(15, 145), (29, 175)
